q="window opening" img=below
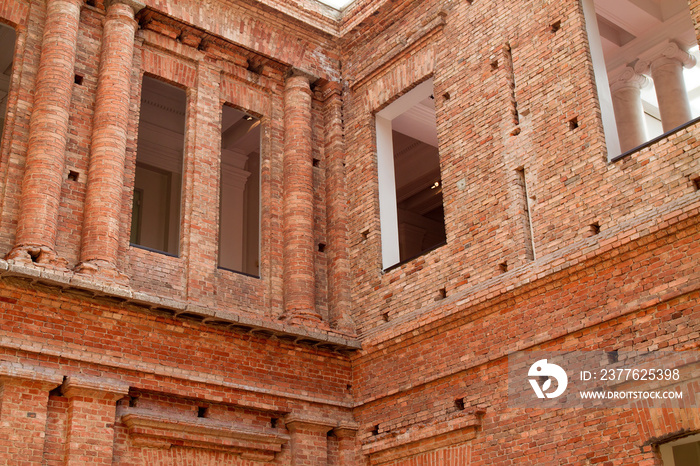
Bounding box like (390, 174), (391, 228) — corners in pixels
(218, 105), (260, 277)
(583, 0), (700, 158)
(0, 24), (16, 142)
(376, 79), (446, 269)
(131, 76), (186, 255)
(659, 433), (700, 466)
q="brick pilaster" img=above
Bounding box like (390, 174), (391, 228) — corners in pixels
(284, 414), (334, 466)
(321, 81), (355, 335)
(62, 376), (129, 466)
(0, 363), (63, 465)
(7, 0), (84, 266)
(76, 0), (142, 282)
(182, 59), (221, 305)
(281, 72), (321, 324)
(334, 423), (359, 466)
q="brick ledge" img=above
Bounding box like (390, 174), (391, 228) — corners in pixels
(120, 407), (289, 461)
(0, 260), (361, 352)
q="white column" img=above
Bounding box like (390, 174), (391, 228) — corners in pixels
(610, 66), (650, 152)
(637, 41), (696, 132)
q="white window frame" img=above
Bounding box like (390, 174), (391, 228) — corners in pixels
(581, 0), (623, 159)
(375, 79), (435, 269)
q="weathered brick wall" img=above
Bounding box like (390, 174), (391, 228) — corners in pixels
(0, 0), (697, 463)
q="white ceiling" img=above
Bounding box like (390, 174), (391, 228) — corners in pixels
(316, 0), (354, 10)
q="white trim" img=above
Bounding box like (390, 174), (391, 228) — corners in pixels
(582, 0), (622, 159)
(376, 115), (400, 269)
(376, 78), (435, 269)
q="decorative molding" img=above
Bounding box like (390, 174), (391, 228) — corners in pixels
(121, 408), (289, 460)
(361, 410), (483, 465)
(62, 375), (130, 399)
(610, 66), (650, 93)
(0, 361), (63, 386)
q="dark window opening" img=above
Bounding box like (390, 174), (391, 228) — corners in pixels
(218, 105), (260, 277)
(131, 76), (186, 255)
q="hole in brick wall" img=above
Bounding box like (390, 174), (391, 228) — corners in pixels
(361, 229), (369, 241)
(347, 383), (352, 391)
(85, 0), (95, 6)
(455, 398), (465, 410)
(510, 127), (521, 136)
(128, 396), (138, 408)
(371, 425), (380, 436)
(197, 406), (208, 418)
(442, 92), (450, 100)
(318, 242), (326, 252)
(607, 350), (619, 364)
(67, 170), (79, 182)
(382, 312), (390, 322)
(312, 158), (320, 167)
(499, 261), (508, 273)
(550, 20), (561, 33)
(589, 222), (601, 236)
(28, 249), (40, 263)
(568, 117), (579, 130)
(435, 287), (446, 301)
(74, 74), (84, 85)
(270, 417), (278, 428)
(538, 375), (548, 384)
(490, 59), (499, 70)
(49, 386), (63, 397)
(692, 177), (700, 191)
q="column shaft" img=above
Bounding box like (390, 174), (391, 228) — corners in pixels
(640, 42), (697, 132)
(322, 82), (355, 334)
(282, 74), (319, 322)
(10, 0), (83, 265)
(78, 1), (138, 279)
(610, 67), (649, 153)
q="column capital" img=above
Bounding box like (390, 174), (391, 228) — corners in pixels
(636, 41), (697, 74)
(62, 375), (130, 401)
(106, 0), (145, 15)
(285, 68), (317, 88)
(610, 66), (650, 93)
(284, 413), (336, 433)
(333, 421), (359, 439)
(0, 361), (63, 389)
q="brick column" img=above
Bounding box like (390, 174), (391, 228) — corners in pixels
(0, 364), (62, 465)
(321, 81), (355, 335)
(76, 0), (142, 282)
(610, 66), (649, 153)
(7, 0), (84, 266)
(284, 414), (334, 466)
(334, 423), (359, 466)
(637, 41), (696, 132)
(62, 376), (129, 465)
(281, 72), (321, 324)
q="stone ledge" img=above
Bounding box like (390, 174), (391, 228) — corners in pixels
(62, 374), (130, 399)
(361, 410), (483, 465)
(0, 260), (361, 352)
(0, 360), (63, 386)
(120, 408), (290, 461)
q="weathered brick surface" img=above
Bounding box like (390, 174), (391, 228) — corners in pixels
(0, 0), (697, 464)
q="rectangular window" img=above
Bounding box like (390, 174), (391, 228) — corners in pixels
(218, 104), (260, 277)
(583, 0), (700, 159)
(130, 75), (186, 255)
(376, 79), (446, 269)
(0, 23), (17, 141)
(660, 433), (700, 466)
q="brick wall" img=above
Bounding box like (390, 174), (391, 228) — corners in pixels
(0, 0), (696, 463)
